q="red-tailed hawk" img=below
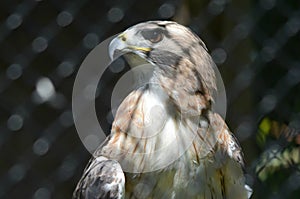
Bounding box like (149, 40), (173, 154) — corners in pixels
(73, 21), (252, 199)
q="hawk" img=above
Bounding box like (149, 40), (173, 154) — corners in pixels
(73, 21), (252, 199)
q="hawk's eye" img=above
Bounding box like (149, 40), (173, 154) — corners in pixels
(141, 29), (163, 43)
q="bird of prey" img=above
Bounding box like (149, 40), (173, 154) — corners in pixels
(73, 21), (252, 199)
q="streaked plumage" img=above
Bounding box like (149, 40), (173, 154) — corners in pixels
(73, 21), (252, 199)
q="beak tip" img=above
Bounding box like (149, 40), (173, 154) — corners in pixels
(108, 36), (126, 61)
(108, 38), (117, 61)
(109, 52), (114, 61)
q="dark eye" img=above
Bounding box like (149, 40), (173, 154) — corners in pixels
(141, 29), (164, 43)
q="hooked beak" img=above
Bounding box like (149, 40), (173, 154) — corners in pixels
(108, 33), (151, 61)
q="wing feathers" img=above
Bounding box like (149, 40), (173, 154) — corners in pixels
(73, 156), (125, 199)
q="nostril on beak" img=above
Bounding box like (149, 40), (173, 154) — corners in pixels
(118, 33), (127, 42)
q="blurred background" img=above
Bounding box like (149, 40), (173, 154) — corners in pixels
(0, 0), (299, 198)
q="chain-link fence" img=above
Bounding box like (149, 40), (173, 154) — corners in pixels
(0, 0), (299, 198)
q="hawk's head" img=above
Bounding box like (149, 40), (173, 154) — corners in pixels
(109, 21), (217, 103)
